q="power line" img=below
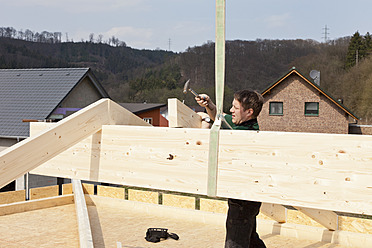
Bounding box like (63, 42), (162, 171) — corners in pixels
(322, 25), (330, 43)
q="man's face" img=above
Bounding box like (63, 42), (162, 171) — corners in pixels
(230, 99), (253, 124)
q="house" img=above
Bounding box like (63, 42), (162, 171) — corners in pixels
(119, 102), (168, 127)
(0, 68), (109, 191)
(258, 67), (358, 134)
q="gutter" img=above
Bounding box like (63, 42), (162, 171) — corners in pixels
(0, 135), (28, 139)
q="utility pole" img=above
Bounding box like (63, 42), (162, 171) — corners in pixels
(322, 25), (330, 43)
(168, 38), (171, 51)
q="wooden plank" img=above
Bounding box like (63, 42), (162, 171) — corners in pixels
(162, 194), (195, 210)
(168, 98), (201, 128)
(0, 194), (74, 216)
(0, 98), (150, 189)
(107, 99), (151, 126)
(217, 130), (372, 215)
(260, 203), (286, 223)
(30, 185), (59, 200)
(127, 189), (158, 204)
(339, 215), (372, 234)
(287, 209), (323, 228)
(26, 125), (372, 216)
(72, 179), (94, 248)
(0, 99), (110, 189)
(97, 185), (125, 199)
(200, 198), (228, 214)
(82, 183), (95, 195)
(295, 206), (338, 230)
(0, 190), (25, 204)
(63, 183), (73, 195)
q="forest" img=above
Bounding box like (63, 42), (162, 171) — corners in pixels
(0, 27), (372, 123)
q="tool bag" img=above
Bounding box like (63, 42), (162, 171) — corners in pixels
(145, 228), (179, 243)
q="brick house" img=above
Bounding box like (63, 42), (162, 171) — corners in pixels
(258, 67), (358, 134)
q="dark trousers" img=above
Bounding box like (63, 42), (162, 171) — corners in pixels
(225, 199), (266, 248)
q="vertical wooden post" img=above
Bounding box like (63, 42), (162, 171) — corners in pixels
(207, 0), (225, 197)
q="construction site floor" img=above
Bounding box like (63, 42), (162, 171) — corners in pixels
(0, 196), (346, 248)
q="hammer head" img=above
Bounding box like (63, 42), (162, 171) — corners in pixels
(183, 79), (190, 94)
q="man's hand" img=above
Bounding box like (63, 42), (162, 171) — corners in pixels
(195, 94), (217, 121)
(195, 94), (211, 108)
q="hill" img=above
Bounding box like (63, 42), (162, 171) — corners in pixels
(1, 33), (372, 123)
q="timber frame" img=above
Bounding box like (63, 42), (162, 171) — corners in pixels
(1, 98), (372, 247)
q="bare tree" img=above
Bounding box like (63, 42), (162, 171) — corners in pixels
(97, 34), (103, 43)
(89, 33), (94, 43)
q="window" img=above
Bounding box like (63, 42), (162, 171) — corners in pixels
(143, 117), (152, 124)
(269, 102), (283, 115)
(305, 102), (319, 116)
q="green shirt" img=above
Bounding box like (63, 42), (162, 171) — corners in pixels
(224, 114), (259, 131)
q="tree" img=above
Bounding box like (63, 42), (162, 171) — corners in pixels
(97, 34), (103, 43)
(346, 31), (367, 68)
(365, 32), (372, 53)
(89, 33), (94, 43)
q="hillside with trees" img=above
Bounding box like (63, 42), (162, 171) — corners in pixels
(1, 27), (372, 123)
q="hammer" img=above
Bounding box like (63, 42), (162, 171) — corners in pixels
(183, 79), (206, 100)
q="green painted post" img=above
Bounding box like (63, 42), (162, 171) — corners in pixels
(207, 0), (225, 197)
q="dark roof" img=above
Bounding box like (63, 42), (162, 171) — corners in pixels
(119, 103), (166, 114)
(0, 68), (109, 138)
(261, 67), (359, 120)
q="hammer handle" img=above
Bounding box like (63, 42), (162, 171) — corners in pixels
(189, 88), (199, 98)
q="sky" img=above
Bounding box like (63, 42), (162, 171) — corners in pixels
(1, 0), (371, 52)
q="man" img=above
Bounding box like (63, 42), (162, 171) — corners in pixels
(196, 89), (266, 248)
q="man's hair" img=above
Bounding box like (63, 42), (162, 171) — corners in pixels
(234, 89), (264, 118)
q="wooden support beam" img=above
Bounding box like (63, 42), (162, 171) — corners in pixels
(0, 99), (109, 188)
(168, 98), (201, 128)
(295, 206), (338, 231)
(260, 203), (286, 223)
(0, 99), (150, 189)
(107, 99), (151, 126)
(72, 179), (94, 248)
(0, 194), (74, 216)
(28, 125), (372, 216)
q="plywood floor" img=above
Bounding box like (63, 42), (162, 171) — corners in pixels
(0, 197), (347, 248)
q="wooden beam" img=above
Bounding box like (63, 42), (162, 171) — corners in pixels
(29, 125), (372, 216)
(72, 179), (94, 248)
(0, 99), (109, 188)
(295, 206), (338, 231)
(260, 203), (286, 223)
(0, 99), (150, 189)
(0, 194), (74, 216)
(107, 99), (151, 126)
(168, 98), (201, 128)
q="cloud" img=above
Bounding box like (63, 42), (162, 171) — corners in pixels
(1, 0), (145, 13)
(264, 13), (290, 28)
(103, 26), (154, 48)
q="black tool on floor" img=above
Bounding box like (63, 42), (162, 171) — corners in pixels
(145, 228), (179, 243)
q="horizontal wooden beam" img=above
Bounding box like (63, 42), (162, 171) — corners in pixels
(0, 194), (74, 216)
(30, 125), (372, 216)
